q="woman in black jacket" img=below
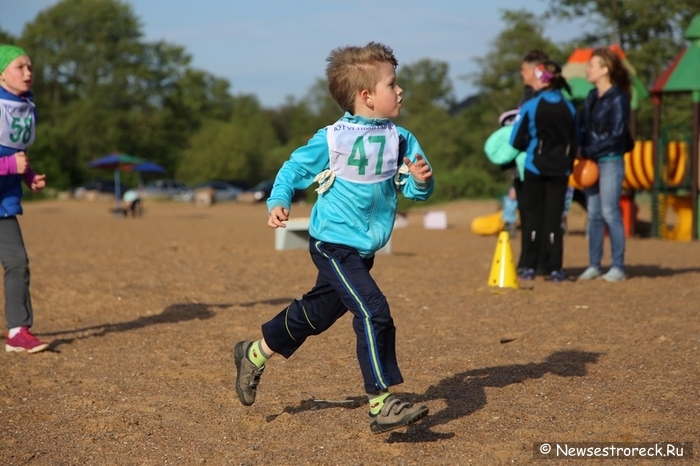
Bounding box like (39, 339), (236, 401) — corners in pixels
(577, 48), (633, 283)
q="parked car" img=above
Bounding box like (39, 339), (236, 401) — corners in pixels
(192, 180), (244, 203)
(141, 179), (194, 202)
(236, 180), (306, 204)
(224, 180), (250, 192)
(72, 180), (131, 200)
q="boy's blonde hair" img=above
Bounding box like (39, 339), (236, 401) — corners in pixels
(325, 42), (398, 114)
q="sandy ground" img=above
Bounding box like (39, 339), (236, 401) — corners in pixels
(0, 197), (698, 465)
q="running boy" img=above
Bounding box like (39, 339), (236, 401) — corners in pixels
(233, 42), (434, 433)
(0, 45), (49, 353)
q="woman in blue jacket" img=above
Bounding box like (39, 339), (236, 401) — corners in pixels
(577, 48), (633, 282)
(510, 59), (576, 282)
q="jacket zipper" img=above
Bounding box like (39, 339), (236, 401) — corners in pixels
(369, 184), (378, 248)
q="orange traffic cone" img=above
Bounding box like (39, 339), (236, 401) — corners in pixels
(488, 231), (519, 289)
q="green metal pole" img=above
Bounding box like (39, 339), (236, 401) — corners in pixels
(115, 168), (122, 212)
(652, 95), (662, 238)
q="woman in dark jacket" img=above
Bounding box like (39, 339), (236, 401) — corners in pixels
(577, 48), (633, 283)
(510, 59), (577, 282)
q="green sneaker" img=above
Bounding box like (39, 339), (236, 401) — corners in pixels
(369, 395), (429, 433)
(233, 341), (265, 406)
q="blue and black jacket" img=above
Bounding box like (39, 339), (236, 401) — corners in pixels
(509, 89), (577, 177)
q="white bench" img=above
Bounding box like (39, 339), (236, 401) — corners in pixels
(275, 217), (392, 254)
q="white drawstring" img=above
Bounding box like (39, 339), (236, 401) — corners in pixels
(314, 169), (335, 194)
(393, 164), (410, 188)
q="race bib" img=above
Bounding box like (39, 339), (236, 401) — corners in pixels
(0, 98), (36, 150)
(326, 121), (399, 184)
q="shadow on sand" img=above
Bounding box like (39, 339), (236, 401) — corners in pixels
(268, 350), (602, 443)
(38, 297), (296, 350)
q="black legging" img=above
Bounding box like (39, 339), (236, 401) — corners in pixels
(520, 171), (569, 272)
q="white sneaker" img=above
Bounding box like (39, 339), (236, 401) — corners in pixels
(578, 266), (602, 280)
(601, 267), (626, 282)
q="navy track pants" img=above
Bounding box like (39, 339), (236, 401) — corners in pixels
(261, 237), (403, 393)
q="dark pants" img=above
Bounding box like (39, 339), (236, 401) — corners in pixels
(520, 172), (569, 272)
(513, 177), (526, 270)
(514, 176), (549, 273)
(0, 217), (33, 329)
(262, 237), (403, 393)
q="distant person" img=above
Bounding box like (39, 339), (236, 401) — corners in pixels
(502, 186), (519, 238)
(232, 42), (434, 434)
(122, 188), (141, 217)
(510, 57), (577, 282)
(0, 45), (49, 353)
(577, 48), (634, 283)
(518, 50), (556, 275)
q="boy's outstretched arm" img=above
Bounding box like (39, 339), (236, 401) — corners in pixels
(268, 206), (290, 229)
(266, 129), (329, 223)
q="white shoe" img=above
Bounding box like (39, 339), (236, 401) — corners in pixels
(601, 267), (626, 282)
(578, 266), (602, 280)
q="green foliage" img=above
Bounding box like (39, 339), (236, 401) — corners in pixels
(17, 0), (232, 189)
(0, 28), (16, 45)
(176, 110), (277, 185)
(473, 10), (566, 116)
(398, 59), (456, 112)
(547, 0), (699, 141)
(433, 165), (508, 200)
(11, 0), (696, 203)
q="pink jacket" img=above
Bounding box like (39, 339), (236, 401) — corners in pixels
(0, 155), (37, 187)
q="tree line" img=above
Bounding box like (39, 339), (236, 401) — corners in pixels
(2, 0), (697, 203)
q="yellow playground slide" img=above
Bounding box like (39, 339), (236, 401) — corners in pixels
(664, 195), (693, 241)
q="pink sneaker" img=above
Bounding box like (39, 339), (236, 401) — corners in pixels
(5, 327), (50, 353)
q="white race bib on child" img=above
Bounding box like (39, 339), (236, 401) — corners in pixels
(326, 121), (399, 184)
(0, 98), (36, 150)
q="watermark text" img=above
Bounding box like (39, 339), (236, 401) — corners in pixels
(534, 442), (693, 460)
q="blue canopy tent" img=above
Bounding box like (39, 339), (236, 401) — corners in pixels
(130, 161), (166, 197)
(88, 153), (164, 211)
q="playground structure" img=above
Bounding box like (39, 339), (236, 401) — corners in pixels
(624, 138), (694, 240)
(649, 14), (700, 240)
(473, 25), (700, 241)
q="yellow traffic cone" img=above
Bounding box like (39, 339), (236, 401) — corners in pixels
(488, 231), (519, 289)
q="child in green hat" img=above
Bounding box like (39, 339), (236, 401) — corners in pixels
(0, 44), (50, 353)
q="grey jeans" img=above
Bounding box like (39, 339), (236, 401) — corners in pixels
(0, 217), (33, 328)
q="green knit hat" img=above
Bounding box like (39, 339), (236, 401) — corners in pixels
(0, 45), (29, 74)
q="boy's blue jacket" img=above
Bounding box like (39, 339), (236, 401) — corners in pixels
(267, 112), (433, 257)
(0, 86), (36, 217)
